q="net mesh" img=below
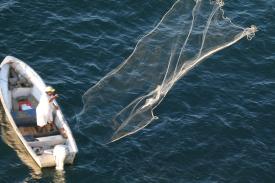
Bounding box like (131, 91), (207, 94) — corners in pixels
(79, 0), (257, 143)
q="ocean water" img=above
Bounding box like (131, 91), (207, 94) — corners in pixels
(0, 0), (274, 182)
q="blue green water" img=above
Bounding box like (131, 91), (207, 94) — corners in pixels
(0, 0), (274, 182)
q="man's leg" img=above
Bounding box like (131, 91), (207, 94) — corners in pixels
(37, 125), (44, 133)
(48, 112), (55, 131)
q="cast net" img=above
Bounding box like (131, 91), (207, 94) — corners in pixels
(79, 0), (257, 143)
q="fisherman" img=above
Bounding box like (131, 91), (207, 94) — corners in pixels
(36, 86), (59, 132)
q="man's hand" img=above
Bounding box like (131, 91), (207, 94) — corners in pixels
(49, 94), (59, 102)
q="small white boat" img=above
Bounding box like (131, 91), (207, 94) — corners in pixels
(0, 56), (78, 170)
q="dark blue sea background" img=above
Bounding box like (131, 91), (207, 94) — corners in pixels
(0, 0), (274, 182)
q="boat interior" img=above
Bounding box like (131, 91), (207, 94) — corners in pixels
(8, 65), (67, 156)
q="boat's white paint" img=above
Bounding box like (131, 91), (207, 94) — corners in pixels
(0, 56), (78, 168)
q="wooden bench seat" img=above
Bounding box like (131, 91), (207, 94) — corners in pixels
(28, 135), (66, 148)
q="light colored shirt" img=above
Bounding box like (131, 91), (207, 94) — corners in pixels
(36, 94), (54, 127)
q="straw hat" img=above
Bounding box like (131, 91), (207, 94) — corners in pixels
(45, 86), (55, 93)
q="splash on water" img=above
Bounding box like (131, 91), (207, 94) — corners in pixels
(80, 0), (257, 143)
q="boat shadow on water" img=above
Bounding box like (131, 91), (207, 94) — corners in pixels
(0, 103), (66, 182)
